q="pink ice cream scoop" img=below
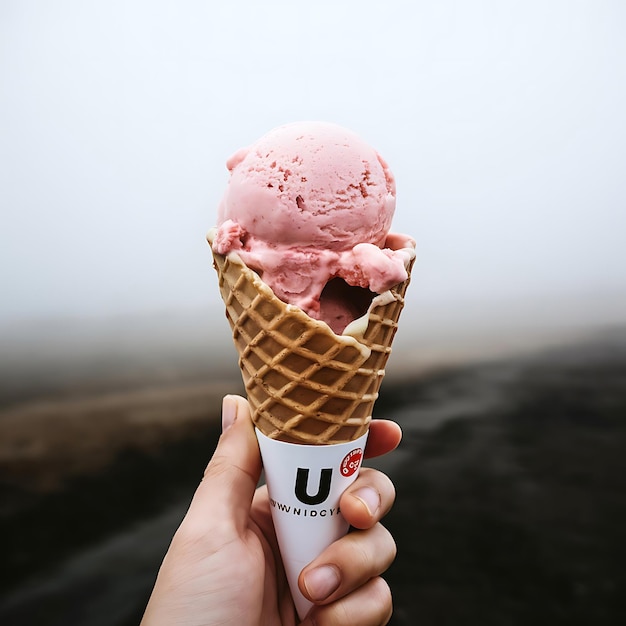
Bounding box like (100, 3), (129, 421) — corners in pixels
(212, 121), (415, 334)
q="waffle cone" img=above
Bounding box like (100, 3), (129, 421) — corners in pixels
(208, 232), (414, 444)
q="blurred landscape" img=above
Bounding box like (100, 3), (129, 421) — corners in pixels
(2, 2), (626, 624)
(1, 316), (625, 625)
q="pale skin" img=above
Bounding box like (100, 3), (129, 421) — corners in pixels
(141, 395), (401, 626)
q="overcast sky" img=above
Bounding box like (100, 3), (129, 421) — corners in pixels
(1, 0), (625, 332)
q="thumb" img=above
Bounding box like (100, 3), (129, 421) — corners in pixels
(184, 395), (262, 536)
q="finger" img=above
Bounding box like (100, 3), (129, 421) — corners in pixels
(364, 420), (402, 459)
(181, 395), (262, 537)
(301, 576), (393, 626)
(299, 523), (396, 607)
(339, 467), (396, 530)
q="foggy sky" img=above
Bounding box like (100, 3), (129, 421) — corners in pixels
(1, 0), (625, 330)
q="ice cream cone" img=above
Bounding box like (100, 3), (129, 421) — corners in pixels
(207, 229), (413, 618)
(207, 229), (414, 445)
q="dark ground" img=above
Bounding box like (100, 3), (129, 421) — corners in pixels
(1, 330), (625, 625)
(383, 335), (626, 625)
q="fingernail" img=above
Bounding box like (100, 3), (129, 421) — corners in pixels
(303, 565), (340, 601)
(352, 487), (380, 516)
(221, 396), (238, 433)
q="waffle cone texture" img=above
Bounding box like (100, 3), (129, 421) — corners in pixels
(208, 232), (414, 445)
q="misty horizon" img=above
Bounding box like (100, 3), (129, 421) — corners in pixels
(2, 1), (625, 329)
(2, 288), (625, 393)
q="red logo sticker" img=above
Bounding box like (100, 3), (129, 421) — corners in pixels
(340, 448), (363, 477)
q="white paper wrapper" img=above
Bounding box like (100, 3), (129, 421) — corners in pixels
(256, 428), (369, 619)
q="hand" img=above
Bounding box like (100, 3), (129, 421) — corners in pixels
(141, 395), (401, 626)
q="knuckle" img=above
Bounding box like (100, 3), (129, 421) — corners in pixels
(372, 576), (392, 602)
(370, 578), (393, 624)
(379, 525), (398, 568)
(171, 519), (207, 554)
(312, 577), (394, 626)
(203, 451), (231, 480)
(172, 513), (231, 558)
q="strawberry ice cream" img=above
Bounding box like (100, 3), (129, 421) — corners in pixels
(211, 122), (415, 334)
